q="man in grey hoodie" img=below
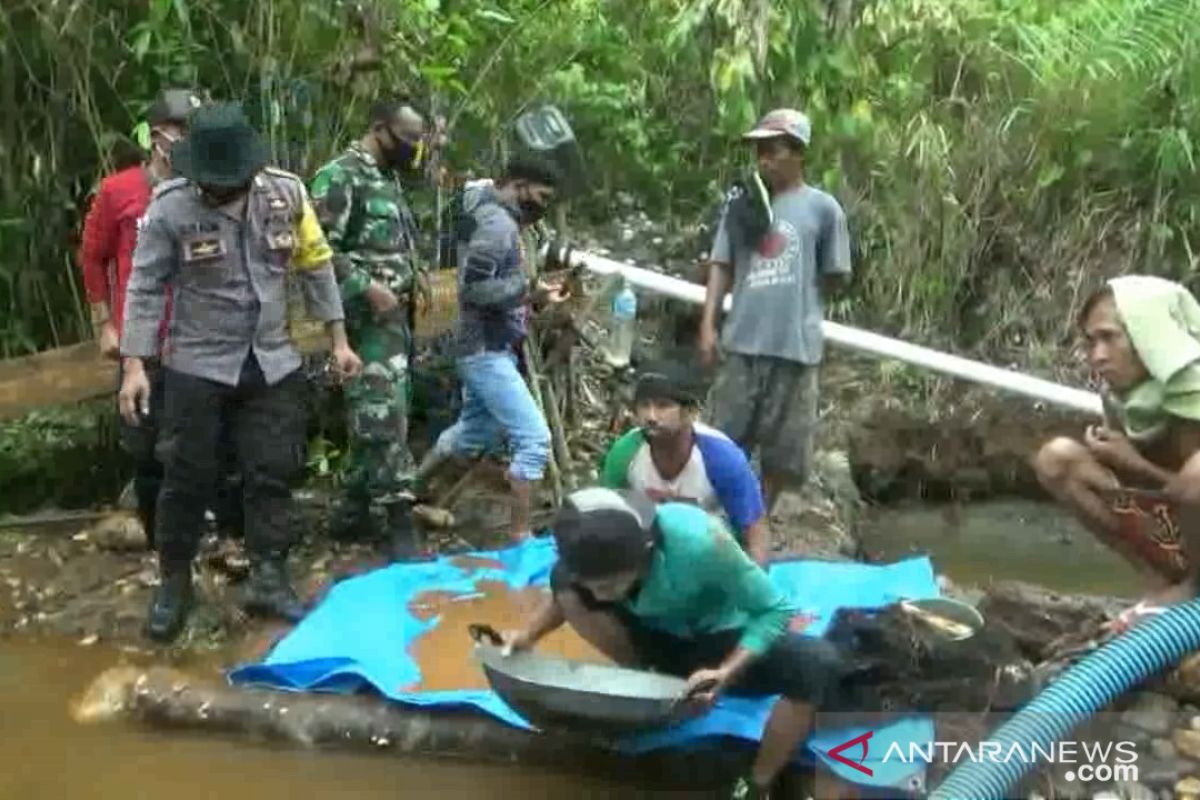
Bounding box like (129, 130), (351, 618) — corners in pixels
(418, 156), (564, 541)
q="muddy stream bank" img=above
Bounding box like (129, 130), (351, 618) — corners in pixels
(1, 639), (662, 799)
(0, 495), (1144, 799)
(0, 347), (1134, 796)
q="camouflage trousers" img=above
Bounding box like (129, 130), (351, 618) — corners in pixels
(334, 306), (416, 536)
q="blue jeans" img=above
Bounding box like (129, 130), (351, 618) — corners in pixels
(434, 350), (550, 482)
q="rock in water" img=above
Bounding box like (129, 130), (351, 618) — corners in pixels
(1121, 692), (1178, 735)
(1176, 776), (1200, 800)
(1114, 782), (1156, 800)
(70, 666), (141, 723)
(84, 513), (147, 552)
(1137, 758), (1196, 789)
(1170, 653), (1200, 703)
(1150, 737), (1177, 761)
(1174, 729), (1200, 761)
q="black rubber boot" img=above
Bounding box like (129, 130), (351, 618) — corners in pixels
(383, 495), (428, 563)
(328, 495), (370, 541)
(146, 565), (193, 643)
(243, 560), (306, 622)
(136, 504), (157, 551)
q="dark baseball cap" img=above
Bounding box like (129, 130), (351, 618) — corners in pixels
(552, 488), (657, 580)
(148, 88), (204, 126)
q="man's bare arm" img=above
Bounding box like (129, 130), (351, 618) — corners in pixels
(743, 517), (771, 567)
(701, 260), (732, 332)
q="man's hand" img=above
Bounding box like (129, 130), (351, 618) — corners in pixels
(97, 322), (120, 361)
(1085, 425), (1142, 472)
(331, 344), (363, 382)
(500, 629), (537, 657)
(118, 360), (151, 426)
(364, 280), (399, 318)
(683, 667), (731, 711)
(698, 322), (719, 368)
(535, 278), (571, 306)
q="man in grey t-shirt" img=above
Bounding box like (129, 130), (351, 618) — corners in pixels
(698, 108), (851, 520)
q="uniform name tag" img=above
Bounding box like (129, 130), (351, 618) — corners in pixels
(182, 235), (226, 263)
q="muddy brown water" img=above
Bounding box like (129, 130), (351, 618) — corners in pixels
(860, 497), (1142, 597)
(1, 498), (1141, 797)
(0, 590), (655, 799)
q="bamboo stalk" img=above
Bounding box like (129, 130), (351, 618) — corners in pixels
(542, 371), (572, 490)
(521, 335), (562, 507)
(564, 353), (578, 428)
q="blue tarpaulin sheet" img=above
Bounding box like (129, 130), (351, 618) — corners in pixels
(229, 537), (936, 790)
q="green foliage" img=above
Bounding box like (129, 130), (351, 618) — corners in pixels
(0, 403), (126, 513)
(1, 0), (1198, 363)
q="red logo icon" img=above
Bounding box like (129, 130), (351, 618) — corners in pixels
(826, 730), (875, 776)
(757, 230), (786, 259)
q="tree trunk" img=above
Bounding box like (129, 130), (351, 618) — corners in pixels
(74, 666), (755, 790)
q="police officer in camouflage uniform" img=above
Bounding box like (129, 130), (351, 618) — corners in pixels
(309, 98), (431, 546)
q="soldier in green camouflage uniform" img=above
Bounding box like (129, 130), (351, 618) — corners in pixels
(310, 99), (431, 539)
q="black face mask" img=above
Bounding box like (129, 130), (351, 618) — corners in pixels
(518, 198), (547, 226)
(381, 128), (423, 175)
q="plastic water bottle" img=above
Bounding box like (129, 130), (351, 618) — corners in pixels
(604, 279), (638, 367)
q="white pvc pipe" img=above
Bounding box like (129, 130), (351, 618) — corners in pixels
(555, 246), (1103, 417)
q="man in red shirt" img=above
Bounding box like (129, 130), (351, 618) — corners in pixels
(78, 88), (208, 545)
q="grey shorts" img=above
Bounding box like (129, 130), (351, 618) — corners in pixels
(708, 353), (818, 481)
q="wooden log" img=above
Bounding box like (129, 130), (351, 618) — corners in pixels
(976, 581), (1125, 661)
(73, 666), (755, 790)
(0, 272), (460, 421)
(0, 340), (115, 422)
(826, 604), (1035, 716)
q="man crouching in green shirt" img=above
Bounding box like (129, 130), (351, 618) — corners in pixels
(504, 487), (846, 799)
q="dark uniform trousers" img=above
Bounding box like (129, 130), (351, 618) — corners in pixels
(154, 354), (306, 566)
(119, 360), (244, 544)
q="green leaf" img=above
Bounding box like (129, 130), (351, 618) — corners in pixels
(1036, 162), (1065, 189)
(132, 28), (152, 62)
(151, 0), (172, 25)
(132, 121), (151, 149)
(476, 8), (516, 25)
(420, 65), (458, 80)
(172, 0), (190, 29)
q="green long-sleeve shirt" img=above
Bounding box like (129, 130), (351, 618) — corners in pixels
(622, 503), (794, 655)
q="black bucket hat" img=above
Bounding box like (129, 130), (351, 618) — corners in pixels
(171, 102), (269, 188)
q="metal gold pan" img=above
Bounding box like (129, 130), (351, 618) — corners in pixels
(468, 624), (695, 735)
